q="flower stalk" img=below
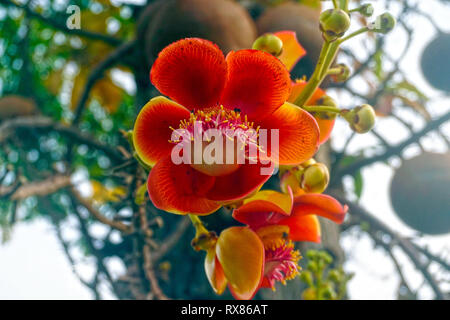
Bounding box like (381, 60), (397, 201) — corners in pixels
(302, 105), (341, 114)
(189, 214), (217, 251)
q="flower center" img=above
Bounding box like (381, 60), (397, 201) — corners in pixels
(169, 106), (261, 176)
(257, 225), (301, 290)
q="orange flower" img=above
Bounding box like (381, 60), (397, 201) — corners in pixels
(204, 190), (347, 298)
(133, 38), (320, 215)
(272, 31), (336, 145)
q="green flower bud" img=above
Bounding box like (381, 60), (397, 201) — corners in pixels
(358, 4), (374, 17)
(252, 33), (283, 56)
(331, 63), (351, 82)
(302, 288), (317, 300)
(306, 249), (318, 260)
(300, 158), (317, 169)
(300, 163), (330, 194)
(328, 270), (341, 282)
(315, 95), (339, 120)
(370, 12), (396, 34)
(342, 104), (376, 133)
(318, 251), (333, 264)
(319, 9), (351, 41)
(321, 285), (337, 300)
(300, 270), (314, 286)
(307, 260), (318, 272)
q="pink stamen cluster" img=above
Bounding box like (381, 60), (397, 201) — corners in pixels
(264, 240), (301, 289)
(169, 106), (261, 156)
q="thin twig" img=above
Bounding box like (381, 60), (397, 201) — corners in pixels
(331, 111), (450, 186)
(70, 195), (121, 297)
(332, 193), (446, 299)
(2, 175), (71, 200)
(138, 202), (169, 300)
(151, 216), (190, 263)
(70, 187), (133, 234)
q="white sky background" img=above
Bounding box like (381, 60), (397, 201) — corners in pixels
(0, 0), (449, 299)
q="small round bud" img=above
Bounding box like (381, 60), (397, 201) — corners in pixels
(300, 163), (330, 194)
(317, 95), (338, 108)
(252, 33), (283, 56)
(300, 158), (317, 169)
(331, 63), (351, 82)
(321, 285), (337, 300)
(370, 12), (396, 34)
(302, 288), (317, 300)
(319, 9), (351, 41)
(307, 260), (318, 273)
(342, 104), (376, 133)
(306, 250), (318, 260)
(318, 251), (333, 264)
(358, 4), (374, 17)
(300, 270), (314, 286)
(328, 270), (341, 282)
(315, 95), (339, 120)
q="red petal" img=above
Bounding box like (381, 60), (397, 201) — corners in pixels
(232, 190), (293, 228)
(133, 96), (190, 167)
(274, 31), (306, 71)
(280, 214), (321, 243)
(291, 194), (348, 224)
(216, 227), (264, 300)
(316, 118), (336, 145)
(150, 38), (227, 110)
(147, 156), (220, 215)
(258, 102), (319, 165)
(220, 49), (291, 118)
(288, 80), (334, 144)
(206, 163), (273, 202)
(205, 248), (227, 295)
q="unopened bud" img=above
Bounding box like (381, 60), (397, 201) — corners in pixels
(370, 12), (396, 34)
(318, 95), (338, 108)
(328, 270), (341, 282)
(321, 285), (337, 300)
(315, 95), (339, 120)
(300, 270), (314, 286)
(358, 4), (374, 17)
(300, 158), (317, 168)
(342, 104), (376, 133)
(252, 33), (283, 56)
(302, 288), (317, 300)
(331, 63), (351, 82)
(318, 251), (333, 264)
(300, 163), (330, 194)
(306, 250), (318, 260)
(307, 260), (319, 272)
(319, 9), (351, 41)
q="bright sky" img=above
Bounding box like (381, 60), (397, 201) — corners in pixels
(0, 0), (449, 300)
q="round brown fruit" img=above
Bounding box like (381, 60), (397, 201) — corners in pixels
(137, 0), (257, 65)
(390, 152), (450, 235)
(420, 33), (450, 92)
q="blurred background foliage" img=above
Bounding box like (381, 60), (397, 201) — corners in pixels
(0, 0), (449, 299)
